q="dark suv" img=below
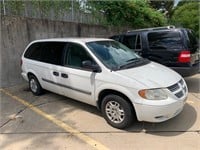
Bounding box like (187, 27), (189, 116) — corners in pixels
(110, 26), (200, 77)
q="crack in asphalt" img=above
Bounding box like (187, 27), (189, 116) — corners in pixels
(0, 92), (66, 129)
(0, 95), (37, 129)
(0, 91), (69, 129)
(0, 108), (26, 128)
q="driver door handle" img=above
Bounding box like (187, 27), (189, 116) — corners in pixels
(53, 71), (59, 76)
(61, 73), (68, 78)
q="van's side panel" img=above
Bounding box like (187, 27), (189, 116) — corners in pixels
(60, 66), (96, 106)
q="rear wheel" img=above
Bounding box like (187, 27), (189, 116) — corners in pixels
(101, 94), (134, 129)
(29, 75), (43, 96)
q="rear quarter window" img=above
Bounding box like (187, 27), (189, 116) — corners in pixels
(24, 42), (43, 61)
(186, 30), (198, 49)
(148, 31), (182, 50)
(24, 42), (66, 65)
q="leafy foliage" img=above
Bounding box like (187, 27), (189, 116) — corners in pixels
(1, 0), (80, 17)
(1, 0), (25, 15)
(171, 1), (199, 37)
(86, 0), (167, 28)
(31, 1), (73, 17)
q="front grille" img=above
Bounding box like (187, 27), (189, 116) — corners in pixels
(168, 83), (179, 92)
(180, 79), (184, 85)
(183, 87), (187, 93)
(175, 91), (184, 98)
(167, 79), (187, 99)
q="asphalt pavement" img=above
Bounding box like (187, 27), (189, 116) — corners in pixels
(0, 74), (199, 150)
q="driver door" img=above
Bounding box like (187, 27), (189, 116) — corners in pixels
(60, 42), (98, 105)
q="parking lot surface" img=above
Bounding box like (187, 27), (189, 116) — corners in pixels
(0, 74), (200, 150)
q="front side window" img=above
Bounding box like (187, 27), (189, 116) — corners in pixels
(64, 43), (96, 69)
(148, 31), (182, 50)
(123, 34), (142, 50)
(86, 40), (144, 70)
(110, 35), (121, 42)
(123, 35), (137, 49)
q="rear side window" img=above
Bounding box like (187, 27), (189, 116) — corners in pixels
(24, 43), (43, 61)
(148, 31), (182, 50)
(186, 30), (198, 49)
(24, 42), (66, 65)
(41, 42), (66, 65)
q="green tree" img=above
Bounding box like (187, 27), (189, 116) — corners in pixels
(1, 0), (25, 15)
(171, 1), (199, 37)
(87, 0), (167, 28)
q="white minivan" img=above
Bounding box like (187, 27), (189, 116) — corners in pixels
(21, 38), (188, 129)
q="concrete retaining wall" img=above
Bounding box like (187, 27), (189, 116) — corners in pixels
(1, 16), (127, 87)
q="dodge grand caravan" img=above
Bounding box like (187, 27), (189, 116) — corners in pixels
(21, 38), (188, 129)
(110, 26), (200, 77)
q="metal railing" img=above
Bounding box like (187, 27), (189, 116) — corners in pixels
(0, 1), (106, 25)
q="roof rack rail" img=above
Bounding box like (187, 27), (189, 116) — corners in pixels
(127, 25), (175, 33)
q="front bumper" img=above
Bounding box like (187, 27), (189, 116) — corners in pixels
(134, 98), (186, 122)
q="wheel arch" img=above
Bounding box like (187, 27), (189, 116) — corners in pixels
(97, 89), (135, 114)
(27, 69), (40, 82)
(27, 72), (36, 79)
(27, 71), (43, 88)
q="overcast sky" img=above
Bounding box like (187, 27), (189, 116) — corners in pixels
(174, 0), (181, 7)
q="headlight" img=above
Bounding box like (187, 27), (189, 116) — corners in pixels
(138, 88), (168, 100)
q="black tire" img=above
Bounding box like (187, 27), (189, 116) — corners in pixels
(101, 94), (135, 129)
(29, 75), (43, 96)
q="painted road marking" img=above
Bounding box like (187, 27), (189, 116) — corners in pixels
(0, 89), (109, 150)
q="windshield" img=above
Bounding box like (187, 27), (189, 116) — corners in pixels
(86, 40), (142, 70)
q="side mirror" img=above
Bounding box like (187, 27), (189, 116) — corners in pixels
(82, 60), (101, 73)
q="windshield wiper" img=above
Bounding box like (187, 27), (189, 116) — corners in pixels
(118, 58), (142, 70)
(126, 58), (140, 62)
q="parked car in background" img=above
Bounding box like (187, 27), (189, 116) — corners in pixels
(21, 38), (188, 129)
(110, 26), (200, 77)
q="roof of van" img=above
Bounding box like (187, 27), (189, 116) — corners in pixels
(32, 38), (112, 44)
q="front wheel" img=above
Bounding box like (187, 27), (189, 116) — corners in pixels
(101, 94), (135, 129)
(29, 75), (43, 96)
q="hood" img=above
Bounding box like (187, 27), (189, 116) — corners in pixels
(116, 62), (181, 88)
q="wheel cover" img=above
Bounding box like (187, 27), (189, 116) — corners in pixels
(30, 79), (38, 93)
(105, 101), (125, 124)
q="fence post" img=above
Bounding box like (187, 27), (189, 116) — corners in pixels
(3, 0), (6, 15)
(71, 0), (74, 21)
